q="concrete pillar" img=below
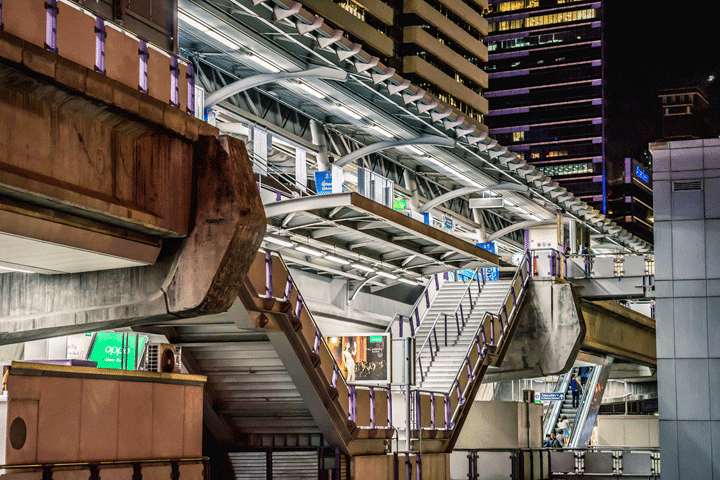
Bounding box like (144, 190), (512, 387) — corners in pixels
(650, 139), (720, 480)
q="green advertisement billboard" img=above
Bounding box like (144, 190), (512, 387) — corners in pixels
(87, 332), (147, 370)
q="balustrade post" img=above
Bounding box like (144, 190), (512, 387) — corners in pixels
(459, 303), (465, 327)
(430, 394), (436, 430)
(414, 391), (421, 432)
(409, 316), (416, 337)
(418, 357), (424, 382)
(387, 388), (393, 428)
(434, 273), (440, 290)
(399, 315), (404, 338)
(480, 325), (487, 351)
(283, 275), (293, 301)
(314, 330), (321, 354)
(332, 365), (339, 388)
(503, 305), (509, 330)
(490, 315), (495, 346)
(455, 312), (461, 335)
(444, 314), (448, 347)
(433, 329), (439, 355)
(416, 453), (422, 480)
(511, 286), (517, 306)
(455, 380), (465, 405)
(428, 334), (435, 362)
(415, 309), (421, 328)
(294, 294), (304, 319)
(369, 387), (376, 428)
(265, 250), (272, 299)
(444, 394), (451, 429)
(425, 290), (430, 308)
(465, 356), (474, 381)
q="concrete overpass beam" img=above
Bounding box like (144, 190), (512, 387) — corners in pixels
(0, 135), (266, 344)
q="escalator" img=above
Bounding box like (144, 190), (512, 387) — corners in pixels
(543, 359), (613, 447)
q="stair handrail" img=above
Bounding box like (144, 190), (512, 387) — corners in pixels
(543, 372), (572, 437)
(385, 273), (443, 338)
(414, 269), (483, 381)
(255, 249), (393, 433)
(447, 252), (531, 426)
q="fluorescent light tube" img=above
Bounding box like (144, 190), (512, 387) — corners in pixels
(178, 11), (209, 32)
(297, 245), (323, 256)
(335, 104), (362, 119)
(246, 55), (280, 72)
(265, 236), (294, 248)
(296, 81), (324, 98)
(397, 277), (419, 285)
(403, 145), (425, 156)
(0, 265), (35, 274)
(324, 254), (350, 265)
(205, 30), (240, 50)
(369, 124), (393, 139)
(375, 271), (397, 280)
(351, 263), (375, 273)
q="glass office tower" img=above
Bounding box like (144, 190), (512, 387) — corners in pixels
(483, 0), (605, 211)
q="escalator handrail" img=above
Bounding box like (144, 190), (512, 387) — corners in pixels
(543, 371), (572, 437)
(569, 366), (602, 447)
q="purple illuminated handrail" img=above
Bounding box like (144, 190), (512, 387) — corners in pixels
(282, 275), (293, 301)
(45, 0), (58, 53)
(369, 387), (375, 428)
(94, 16), (106, 74)
(387, 388), (392, 428)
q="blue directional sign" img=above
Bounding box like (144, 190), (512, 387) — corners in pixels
(535, 392), (565, 402)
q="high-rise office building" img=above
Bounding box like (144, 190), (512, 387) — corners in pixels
(482, 0), (605, 210)
(296, 0), (490, 126)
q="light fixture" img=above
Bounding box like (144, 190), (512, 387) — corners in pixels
(265, 235), (294, 248)
(351, 263), (375, 273)
(178, 11), (209, 32)
(245, 55), (280, 72)
(403, 145), (425, 156)
(397, 277), (419, 286)
(205, 30), (240, 50)
(369, 124), (393, 139)
(375, 271), (397, 280)
(296, 81), (325, 99)
(324, 254), (350, 265)
(0, 265), (35, 274)
(297, 245), (323, 256)
(335, 104), (363, 120)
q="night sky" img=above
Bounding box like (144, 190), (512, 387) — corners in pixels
(603, 4), (720, 162)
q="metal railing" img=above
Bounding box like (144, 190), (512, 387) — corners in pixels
(530, 249), (655, 280)
(258, 250), (393, 434)
(386, 273), (443, 339)
(446, 252), (530, 427)
(455, 447), (660, 479)
(402, 253), (531, 436)
(414, 269), (483, 382)
(0, 457), (210, 480)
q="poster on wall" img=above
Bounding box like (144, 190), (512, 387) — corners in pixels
(324, 334), (390, 384)
(477, 242), (500, 281)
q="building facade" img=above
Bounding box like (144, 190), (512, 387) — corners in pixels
(297, 0), (491, 126)
(483, 0), (605, 211)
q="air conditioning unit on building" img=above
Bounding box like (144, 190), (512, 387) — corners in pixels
(145, 343), (182, 373)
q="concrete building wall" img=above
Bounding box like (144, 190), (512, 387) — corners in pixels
(596, 415), (659, 447)
(650, 138), (720, 480)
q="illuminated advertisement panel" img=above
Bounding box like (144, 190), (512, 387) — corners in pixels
(324, 334), (390, 384)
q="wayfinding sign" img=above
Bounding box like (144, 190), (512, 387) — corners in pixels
(535, 392), (565, 402)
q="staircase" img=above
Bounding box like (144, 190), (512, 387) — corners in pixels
(417, 280), (513, 391)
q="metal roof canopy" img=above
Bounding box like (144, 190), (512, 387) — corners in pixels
(264, 193), (499, 283)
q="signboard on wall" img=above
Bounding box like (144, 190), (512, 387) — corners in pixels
(315, 171), (333, 194)
(324, 334), (390, 384)
(477, 242), (500, 281)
